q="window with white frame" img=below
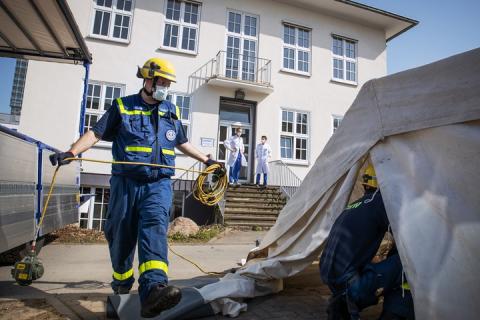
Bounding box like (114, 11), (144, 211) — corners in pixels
(91, 0), (134, 41)
(79, 186), (91, 229)
(332, 115), (343, 133)
(283, 24), (311, 74)
(84, 82), (124, 134)
(332, 35), (357, 83)
(79, 186), (110, 231)
(163, 0), (201, 53)
(280, 109), (309, 161)
(167, 92), (192, 138)
(225, 10), (258, 81)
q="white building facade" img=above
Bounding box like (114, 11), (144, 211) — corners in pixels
(18, 0), (416, 229)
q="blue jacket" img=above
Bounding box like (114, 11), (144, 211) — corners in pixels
(319, 190), (389, 286)
(94, 93), (186, 181)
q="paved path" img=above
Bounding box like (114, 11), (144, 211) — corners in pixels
(0, 231), (382, 319)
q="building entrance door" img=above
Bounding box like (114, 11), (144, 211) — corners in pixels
(217, 99), (255, 182)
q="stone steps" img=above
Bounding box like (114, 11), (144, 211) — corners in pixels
(226, 197), (286, 204)
(225, 202), (284, 210)
(225, 207), (279, 215)
(224, 214), (278, 222)
(223, 220), (275, 228)
(223, 185), (287, 228)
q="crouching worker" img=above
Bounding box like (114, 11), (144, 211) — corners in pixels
(319, 164), (414, 320)
(49, 57), (224, 318)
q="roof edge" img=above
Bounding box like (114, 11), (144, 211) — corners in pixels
(334, 0), (419, 42)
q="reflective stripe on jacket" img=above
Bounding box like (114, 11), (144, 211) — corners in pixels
(111, 94), (182, 180)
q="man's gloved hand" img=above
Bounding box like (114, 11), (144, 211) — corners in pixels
(49, 151), (75, 166)
(204, 159), (226, 177)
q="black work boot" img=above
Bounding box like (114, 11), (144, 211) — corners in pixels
(140, 284), (182, 318)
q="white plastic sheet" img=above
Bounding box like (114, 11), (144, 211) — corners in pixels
(199, 48), (480, 318)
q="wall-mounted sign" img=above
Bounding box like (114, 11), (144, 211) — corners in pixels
(200, 137), (215, 148)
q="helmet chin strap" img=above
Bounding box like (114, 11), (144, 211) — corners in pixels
(143, 77), (158, 97)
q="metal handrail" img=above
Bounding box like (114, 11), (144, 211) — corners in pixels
(188, 50), (272, 94)
(171, 160), (204, 195)
(268, 160), (302, 199)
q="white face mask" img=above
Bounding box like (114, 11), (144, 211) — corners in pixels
(152, 86), (169, 101)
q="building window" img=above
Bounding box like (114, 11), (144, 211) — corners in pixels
(332, 35), (357, 83)
(333, 115), (343, 133)
(163, 0), (201, 53)
(84, 82), (124, 134)
(283, 24), (311, 74)
(281, 109), (309, 161)
(9, 59), (28, 116)
(91, 0), (135, 41)
(79, 186), (91, 229)
(79, 186), (109, 231)
(225, 10), (258, 81)
(167, 92), (192, 138)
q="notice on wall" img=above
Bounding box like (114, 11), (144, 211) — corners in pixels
(200, 137), (215, 148)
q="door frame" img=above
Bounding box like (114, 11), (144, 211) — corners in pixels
(217, 97), (257, 183)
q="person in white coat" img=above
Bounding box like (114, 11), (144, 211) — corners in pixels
(255, 135), (272, 186)
(223, 127), (246, 185)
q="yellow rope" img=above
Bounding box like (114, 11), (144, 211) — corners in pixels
(65, 157), (228, 207)
(35, 157), (227, 234)
(33, 157), (228, 274)
(167, 243), (225, 276)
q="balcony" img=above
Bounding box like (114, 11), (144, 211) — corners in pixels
(188, 51), (273, 94)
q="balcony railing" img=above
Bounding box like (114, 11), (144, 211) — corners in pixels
(188, 50), (272, 94)
(268, 160), (302, 199)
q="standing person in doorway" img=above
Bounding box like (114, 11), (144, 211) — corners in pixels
(255, 135), (271, 187)
(49, 57), (224, 318)
(223, 127), (246, 186)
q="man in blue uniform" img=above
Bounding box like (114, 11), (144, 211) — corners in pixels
(319, 165), (414, 320)
(50, 58), (224, 318)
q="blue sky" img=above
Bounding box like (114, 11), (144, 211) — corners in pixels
(0, 0), (479, 114)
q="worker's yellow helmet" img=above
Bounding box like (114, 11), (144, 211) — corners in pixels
(137, 57), (177, 82)
(362, 164), (378, 189)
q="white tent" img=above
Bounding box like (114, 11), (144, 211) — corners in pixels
(196, 48), (480, 320)
(110, 48), (480, 320)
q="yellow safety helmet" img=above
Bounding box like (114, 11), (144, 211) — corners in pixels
(362, 164), (378, 189)
(137, 57), (177, 82)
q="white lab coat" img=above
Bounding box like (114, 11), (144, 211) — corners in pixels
(255, 143), (271, 174)
(223, 135), (247, 167)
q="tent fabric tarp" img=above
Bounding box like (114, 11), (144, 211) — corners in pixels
(192, 48), (480, 319)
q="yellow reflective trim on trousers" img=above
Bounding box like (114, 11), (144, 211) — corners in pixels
(402, 282), (411, 290)
(139, 260), (169, 275)
(162, 148), (175, 156)
(125, 146), (152, 152)
(113, 268), (134, 281)
(117, 98), (152, 116)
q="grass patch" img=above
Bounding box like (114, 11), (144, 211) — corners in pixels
(46, 224), (106, 244)
(168, 225), (225, 243)
(46, 224), (226, 244)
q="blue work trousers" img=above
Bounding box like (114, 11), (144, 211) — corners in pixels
(104, 175), (172, 303)
(229, 152), (242, 183)
(346, 253), (414, 318)
(255, 173), (268, 185)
